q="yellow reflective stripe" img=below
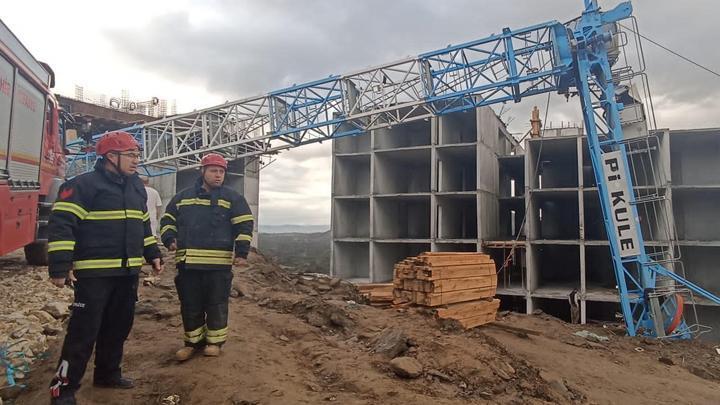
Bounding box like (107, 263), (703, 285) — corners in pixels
(48, 241), (75, 253)
(85, 211), (125, 220)
(162, 213), (176, 222)
(160, 225), (177, 236)
(73, 257), (144, 270)
(206, 331), (228, 343)
(177, 198), (210, 207)
(184, 326), (206, 343)
(52, 202), (88, 219)
(126, 210), (144, 220)
(185, 256), (233, 265)
(206, 327), (228, 337)
(236, 234), (252, 242)
(84, 210), (144, 220)
(142, 212), (150, 221)
(144, 236), (157, 246)
(177, 198), (231, 209)
(231, 214), (253, 225)
(184, 249), (233, 258)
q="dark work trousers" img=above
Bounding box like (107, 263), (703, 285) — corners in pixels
(50, 275), (138, 397)
(174, 270), (233, 348)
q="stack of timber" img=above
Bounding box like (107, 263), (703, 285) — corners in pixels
(356, 283), (394, 307)
(393, 252), (500, 329)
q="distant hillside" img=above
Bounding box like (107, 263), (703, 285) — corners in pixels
(257, 231), (331, 274)
(259, 224), (330, 234)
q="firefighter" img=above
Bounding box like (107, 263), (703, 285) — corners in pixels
(47, 131), (163, 405)
(160, 153), (253, 361)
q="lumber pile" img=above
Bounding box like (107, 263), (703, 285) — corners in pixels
(393, 252), (500, 329)
(356, 283), (394, 307)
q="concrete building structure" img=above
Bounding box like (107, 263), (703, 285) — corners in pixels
(330, 108), (720, 339)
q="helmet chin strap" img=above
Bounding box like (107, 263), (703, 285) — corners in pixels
(103, 153), (128, 177)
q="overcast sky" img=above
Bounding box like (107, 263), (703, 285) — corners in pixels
(4, 0), (719, 226)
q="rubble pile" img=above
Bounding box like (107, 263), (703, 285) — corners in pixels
(0, 253), (73, 394)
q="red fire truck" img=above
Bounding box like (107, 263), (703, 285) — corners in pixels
(0, 19), (66, 265)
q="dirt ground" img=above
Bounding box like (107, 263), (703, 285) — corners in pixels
(5, 250), (720, 404)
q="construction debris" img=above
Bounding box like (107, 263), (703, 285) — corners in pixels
(355, 283), (394, 307)
(392, 252), (500, 329)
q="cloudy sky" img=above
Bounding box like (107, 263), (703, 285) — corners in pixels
(4, 0), (719, 226)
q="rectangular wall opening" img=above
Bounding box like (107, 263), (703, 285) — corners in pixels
(439, 111), (477, 144)
(374, 149), (431, 194)
(673, 189), (720, 241)
(533, 244), (581, 291)
(670, 130), (720, 186)
(334, 132), (371, 154)
(333, 155), (370, 196)
(437, 195), (478, 239)
(678, 246), (720, 295)
(530, 137), (578, 189)
(373, 242), (431, 282)
(489, 248), (525, 290)
(332, 198), (369, 238)
(533, 297), (571, 322)
(333, 242), (369, 281)
(437, 146), (477, 192)
(586, 245), (616, 292)
(434, 243), (477, 252)
(498, 198), (525, 239)
(533, 192), (579, 240)
(374, 120), (431, 150)
(374, 196), (430, 239)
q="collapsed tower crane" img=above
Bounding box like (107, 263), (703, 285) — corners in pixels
(66, 0), (720, 338)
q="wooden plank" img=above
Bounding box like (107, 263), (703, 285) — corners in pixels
(416, 265), (496, 280)
(457, 312), (497, 329)
(419, 252), (490, 257)
(435, 298), (500, 319)
(418, 256), (494, 266)
(418, 276), (497, 293)
(415, 287), (496, 306)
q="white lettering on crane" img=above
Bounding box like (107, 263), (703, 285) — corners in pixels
(602, 150), (640, 258)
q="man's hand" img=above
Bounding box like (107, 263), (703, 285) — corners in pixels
(50, 270), (76, 288)
(233, 257), (248, 268)
(168, 240), (177, 251)
(152, 258), (164, 275)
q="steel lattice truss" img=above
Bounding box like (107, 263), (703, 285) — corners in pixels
(66, 20), (562, 176)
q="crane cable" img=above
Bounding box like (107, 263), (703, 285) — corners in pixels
(619, 23), (720, 79)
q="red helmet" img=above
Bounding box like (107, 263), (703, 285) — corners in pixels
(200, 153), (227, 169)
(95, 131), (140, 156)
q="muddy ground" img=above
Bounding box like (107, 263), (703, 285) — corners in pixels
(3, 250), (720, 404)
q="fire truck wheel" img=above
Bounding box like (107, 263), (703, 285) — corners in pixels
(24, 241), (49, 266)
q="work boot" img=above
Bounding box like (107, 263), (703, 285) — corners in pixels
(93, 376), (134, 389)
(203, 344), (221, 357)
(175, 346), (196, 361)
(50, 393), (77, 405)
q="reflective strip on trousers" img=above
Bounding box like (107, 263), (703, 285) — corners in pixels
(184, 325), (206, 343)
(206, 327), (228, 344)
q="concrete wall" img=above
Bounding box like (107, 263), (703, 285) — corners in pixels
(330, 106), (513, 282)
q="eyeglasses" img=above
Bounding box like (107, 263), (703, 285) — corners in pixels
(117, 152), (141, 160)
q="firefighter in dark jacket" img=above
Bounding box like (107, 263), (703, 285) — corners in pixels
(160, 153), (254, 361)
(47, 131), (163, 405)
